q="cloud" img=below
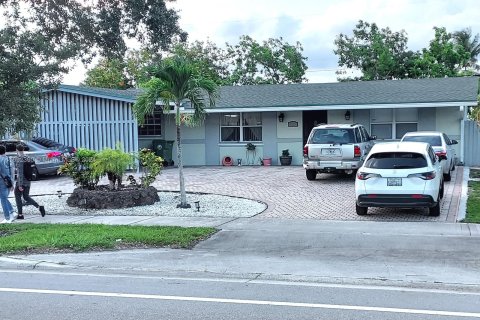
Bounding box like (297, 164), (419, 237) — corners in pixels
(62, 0), (480, 84)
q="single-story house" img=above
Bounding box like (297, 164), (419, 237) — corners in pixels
(36, 77), (479, 166)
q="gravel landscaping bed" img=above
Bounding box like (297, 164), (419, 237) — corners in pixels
(8, 192), (267, 218)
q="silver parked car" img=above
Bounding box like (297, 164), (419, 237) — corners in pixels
(0, 139), (64, 180)
(303, 124), (376, 180)
(400, 131), (457, 181)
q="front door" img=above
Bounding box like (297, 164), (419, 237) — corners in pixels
(303, 110), (327, 145)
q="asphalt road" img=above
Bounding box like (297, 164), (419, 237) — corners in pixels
(1, 269), (479, 320)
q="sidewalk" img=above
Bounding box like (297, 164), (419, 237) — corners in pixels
(2, 218), (480, 289)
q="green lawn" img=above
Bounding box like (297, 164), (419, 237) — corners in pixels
(465, 181), (480, 223)
(0, 223), (216, 254)
(470, 169), (480, 179)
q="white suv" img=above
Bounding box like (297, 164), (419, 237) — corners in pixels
(355, 142), (444, 216)
(401, 131), (457, 181)
(303, 124), (375, 180)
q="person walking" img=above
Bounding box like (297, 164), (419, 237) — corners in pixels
(0, 145), (15, 223)
(14, 144), (45, 219)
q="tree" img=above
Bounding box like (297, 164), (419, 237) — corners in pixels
(453, 28), (480, 70)
(0, 0), (186, 136)
(0, 26), (68, 136)
(83, 58), (130, 89)
(133, 57), (218, 208)
(170, 36), (308, 86)
(334, 21), (474, 81)
(334, 20), (413, 81)
(170, 40), (230, 85)
(225, 36), (308, 85)
(82, 49), (162, 89)
(410, 27), (470, 78)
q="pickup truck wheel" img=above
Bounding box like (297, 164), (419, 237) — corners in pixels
(306, 169), (317, 181)
(428, 195), (441, 217)
(356, 204), (368, 215)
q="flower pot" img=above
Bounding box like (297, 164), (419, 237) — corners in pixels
(263, 158), (272, 166)
(279, 156), (292, 166)
(222, 156), (233, 166)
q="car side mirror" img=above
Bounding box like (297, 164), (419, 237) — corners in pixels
(370, 135), (377, 140)
(438, 154), (447, 161)
(451, 140), (458, 145)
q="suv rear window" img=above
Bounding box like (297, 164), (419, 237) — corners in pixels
(365, 152), (427, 169)
(402, 135), (442, 146)
(309, 129), (355, 144)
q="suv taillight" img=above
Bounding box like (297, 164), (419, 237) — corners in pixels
(303, 145), (309, 157)
(354, 145), (361, 157)
(407, 171), (436, 180)
(357, 172), (380, 180)
(435, 150), (447, 157)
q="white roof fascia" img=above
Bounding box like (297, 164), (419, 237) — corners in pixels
(203, 101), (478, 113)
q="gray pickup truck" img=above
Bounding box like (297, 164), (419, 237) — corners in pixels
(303, 124), (376, 180)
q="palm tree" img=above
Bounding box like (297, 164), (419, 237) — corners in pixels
(453, 28), (480, 70)
(133, 56), (218, 208)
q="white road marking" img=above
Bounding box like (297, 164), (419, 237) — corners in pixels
(1, 269), (480, 296)
(0, 287), (479, 318)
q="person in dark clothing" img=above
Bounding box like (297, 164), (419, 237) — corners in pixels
(14, 144), (45, 219)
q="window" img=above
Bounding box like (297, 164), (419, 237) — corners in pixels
(428, 147), (437, 164)
(220, 112), (262, 142)
(395, 123), (418, 139)
(371, 124), (392, 140)
(138, 109), (162, 136)
(402, 135), (442, 146)
(309, 129), (355, 144)
(365, 152), (427, 169)
(370, 108), (418, 140)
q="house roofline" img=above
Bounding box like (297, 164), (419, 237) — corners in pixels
(49, 85), (137, 103)
(199, 101), (477, 113)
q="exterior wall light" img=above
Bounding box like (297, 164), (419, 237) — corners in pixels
(344, 110), (351, 121)
(194, 201), (200, 212)
(278, 113), (285, 122)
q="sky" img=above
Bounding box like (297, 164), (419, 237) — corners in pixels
(63, 0), (480, 85)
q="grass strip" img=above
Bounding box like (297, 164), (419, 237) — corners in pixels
(470, 169), (480, 179)
(0, 223), (216, 254)
(465, 181), (480, 223)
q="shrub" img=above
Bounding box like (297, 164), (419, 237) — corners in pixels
(281, 149), (290, 157)
(91, 147), (135, 190)
(139, 148), (163, 187)
(58, 148), (99, 189)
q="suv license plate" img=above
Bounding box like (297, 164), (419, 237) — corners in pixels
(387, 178), (402, 186)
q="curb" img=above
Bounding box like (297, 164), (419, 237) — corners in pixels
(457, 167), (469, 221)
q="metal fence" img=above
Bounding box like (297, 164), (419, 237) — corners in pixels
(464, 120), (480, 167)
(35, 90), (139, 154)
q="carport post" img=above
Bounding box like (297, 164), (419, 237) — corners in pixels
(460, 105), (467, 164)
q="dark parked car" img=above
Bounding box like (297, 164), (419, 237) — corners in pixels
(0, 139), (64, 180)
(32, 137), (76, 154)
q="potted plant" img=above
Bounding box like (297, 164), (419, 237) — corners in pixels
(279, 149), (292, 166)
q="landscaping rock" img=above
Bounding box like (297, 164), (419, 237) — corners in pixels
(67, 186), (160, 209)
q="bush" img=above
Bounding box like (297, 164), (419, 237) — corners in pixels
(58, 148), (99, 189)
(92, 147), (135, 190)
(139, 148), (163, 187)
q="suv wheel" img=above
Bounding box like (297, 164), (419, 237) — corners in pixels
(356, 204), (368, 215)
(428, 195), (441, 217)
(306, 169), (317, 181)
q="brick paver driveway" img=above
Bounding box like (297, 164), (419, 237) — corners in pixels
(152, 165), (462, 222)
(30, 165), (462, 222)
